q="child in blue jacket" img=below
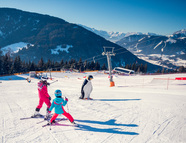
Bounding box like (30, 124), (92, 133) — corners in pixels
(49, 89), (75, 124)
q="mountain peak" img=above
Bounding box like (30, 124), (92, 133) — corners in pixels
(173, 29), (186, 37)
(124, 32), (159, 38)
(78, 24), (126, 42)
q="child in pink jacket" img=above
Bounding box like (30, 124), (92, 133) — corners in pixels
(33, 77), (51, 119)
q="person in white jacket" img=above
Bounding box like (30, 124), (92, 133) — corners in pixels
(79, 75), (93, 100)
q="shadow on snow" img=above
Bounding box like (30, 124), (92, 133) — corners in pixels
(0, 75), (26, 80)
(75, 119), (139, 135)
(93, 99), (141, 101)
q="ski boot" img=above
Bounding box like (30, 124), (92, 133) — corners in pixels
(44, 109), (51, 120)
(47, 120), (56, 125)
(44, 113), (51, 120)
(31, 111), (43, 118)
(71, 121), (78, 127)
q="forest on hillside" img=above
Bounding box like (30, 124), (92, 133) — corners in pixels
(0, 52), (185, 76)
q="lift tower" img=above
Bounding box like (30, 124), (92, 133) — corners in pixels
(102, 47), (115, 87)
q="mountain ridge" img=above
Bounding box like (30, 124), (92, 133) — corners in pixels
(79, 24), (186, 68)
(0, 8), (161, 72)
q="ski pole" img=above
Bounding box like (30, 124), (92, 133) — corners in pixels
(50, 122), (51, 130)
(65, 96), (70, 113)
(67, 103), (69, 113)
(49, 80), (58, 85)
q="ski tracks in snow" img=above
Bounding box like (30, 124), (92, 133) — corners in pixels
(1, 118), (5, 143)
(152, 116), (175, 136)
(45, 127), (60, 143)
(145, 116), (175, 143)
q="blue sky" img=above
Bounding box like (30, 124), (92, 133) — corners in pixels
(1, 0), (186, 35)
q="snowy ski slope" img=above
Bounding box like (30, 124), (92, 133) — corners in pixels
(0, 72), (186, 143)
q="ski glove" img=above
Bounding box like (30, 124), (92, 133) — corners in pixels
(49, 96), (51, 101)
(65, 97), (68, 101)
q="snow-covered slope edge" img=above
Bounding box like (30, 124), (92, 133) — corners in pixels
(0, 72), (186, 143)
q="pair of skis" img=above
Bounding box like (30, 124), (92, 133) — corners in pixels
(20, 113), (52, 120)
(20, 115), (79, 128)
(20, 114), (44, 120)
(79, 98), (93, 100)
(42, 118), (79, 128)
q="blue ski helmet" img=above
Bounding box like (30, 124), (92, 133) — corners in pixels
(55, 89), (62, 97)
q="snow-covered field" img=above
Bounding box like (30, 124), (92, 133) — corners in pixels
(0, 72), (186, 143)
(1, 42), (33, 55)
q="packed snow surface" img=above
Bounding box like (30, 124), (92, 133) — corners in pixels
(0, 72), (186, 143)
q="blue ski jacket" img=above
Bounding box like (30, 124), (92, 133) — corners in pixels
(49, 97), (67, 114)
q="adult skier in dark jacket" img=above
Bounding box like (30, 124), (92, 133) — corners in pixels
(79, 75), (93, 100)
